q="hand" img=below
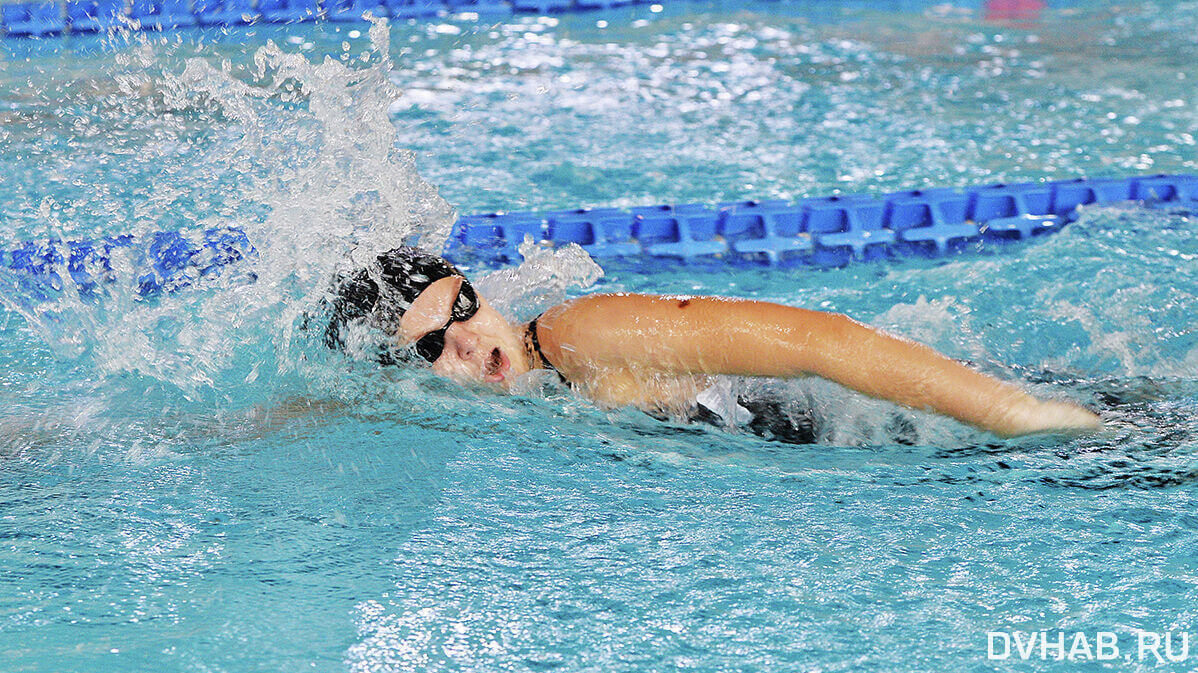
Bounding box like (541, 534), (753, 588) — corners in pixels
(1004, 399), (1104, 437)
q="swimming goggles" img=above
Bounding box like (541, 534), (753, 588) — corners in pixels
(413, 277), (480, 362)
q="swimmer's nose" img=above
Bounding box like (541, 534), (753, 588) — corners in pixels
(447, 324), (478, 360)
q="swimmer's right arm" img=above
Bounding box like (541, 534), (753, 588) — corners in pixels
(537, 293), (1103, 438)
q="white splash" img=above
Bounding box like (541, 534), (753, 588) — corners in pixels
(474, 235), (603, 321)
(4, 18), (459, 395)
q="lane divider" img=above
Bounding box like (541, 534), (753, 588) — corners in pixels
(2, 173), (1194, 305)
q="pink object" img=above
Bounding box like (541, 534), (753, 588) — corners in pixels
(984, 0), (1045, 21)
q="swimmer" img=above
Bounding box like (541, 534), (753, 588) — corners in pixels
(322, 246), (1103, 440)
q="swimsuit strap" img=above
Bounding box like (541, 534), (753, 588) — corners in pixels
(526, 315), (566, 383)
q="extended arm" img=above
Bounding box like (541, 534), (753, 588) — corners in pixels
(537, 293), (1101, 437)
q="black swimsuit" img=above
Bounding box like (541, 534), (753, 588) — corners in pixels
(691, 393), (818, 444)
(526, 316), (565, 382)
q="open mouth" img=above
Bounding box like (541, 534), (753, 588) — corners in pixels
(484, 346), (509, 383)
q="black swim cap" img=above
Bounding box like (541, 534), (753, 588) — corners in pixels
(322, 246), (465, 364)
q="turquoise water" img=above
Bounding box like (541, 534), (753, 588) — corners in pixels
(3, 1), (1198, 671)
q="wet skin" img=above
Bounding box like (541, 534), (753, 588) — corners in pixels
(398, 276), (532, 387)
(397, 276), (1104, 438)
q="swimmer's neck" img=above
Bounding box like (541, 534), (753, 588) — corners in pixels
(521, 320), (550, 371)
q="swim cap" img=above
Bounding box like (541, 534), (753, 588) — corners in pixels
(322, 246), (466, 364)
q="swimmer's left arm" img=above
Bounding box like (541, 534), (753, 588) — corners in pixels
(538, 293), (1102, 437)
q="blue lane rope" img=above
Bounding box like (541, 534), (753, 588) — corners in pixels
(2, 174), (1196, 302)
(445, 174), (1198, 265)
(2, 0), (1002, 38)
(10, 0), (664, 38)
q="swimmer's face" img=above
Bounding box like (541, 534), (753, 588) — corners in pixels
(397, 276), (531, 388)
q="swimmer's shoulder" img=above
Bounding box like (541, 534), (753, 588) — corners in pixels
(533, 293), (689, 356)
(537, 293), (790, 349)
(532, 295), (706, 412)
(531, 292), (741, 379)
(538, 292), (748, 325)
(530, 294), (631, 378)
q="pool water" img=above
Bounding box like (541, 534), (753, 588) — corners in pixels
(2, 1), (1198, 671)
